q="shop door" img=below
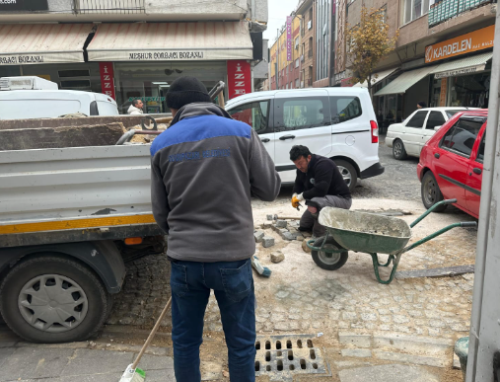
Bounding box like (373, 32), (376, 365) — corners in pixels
(273, 91), (331, 183)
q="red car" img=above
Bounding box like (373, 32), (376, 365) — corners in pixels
(417, 110), (487, 218)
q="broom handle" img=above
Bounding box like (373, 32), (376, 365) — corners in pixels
(131, 297), (172, 369)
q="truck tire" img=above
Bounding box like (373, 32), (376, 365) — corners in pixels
(0, 255), (110, 343)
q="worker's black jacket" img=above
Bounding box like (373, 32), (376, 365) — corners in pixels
(293, 154), (351, 200)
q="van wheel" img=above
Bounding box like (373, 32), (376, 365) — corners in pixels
(393, 140), (407, 160)
(421, 171), (446, 212)
(0, 255), (110, 343)
(334, 160), (358, 193)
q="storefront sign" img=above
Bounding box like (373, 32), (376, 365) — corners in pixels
(227, 60), (252, 99)
(334, 70), (353, 85)
(0, 0), (48, 11)
(439, 78), (447, 106)
(0, 55), (44, 65)
(434, 64), (486, 79)
(129, 52), (204, 61)
(425, 25), (494, 64)
(99, 62), (116, 100)
(129, 97), (166, 102)
(286, 16), (293, 62)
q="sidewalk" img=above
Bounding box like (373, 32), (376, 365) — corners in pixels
(0, 326), (175, 382)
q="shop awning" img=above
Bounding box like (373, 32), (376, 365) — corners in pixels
(431, 52), (493, 79)
(87, 22), (254, 62)
(374, 65), (439, 96)
(0, 24), (94, 65)
(353, 68), (400, 88)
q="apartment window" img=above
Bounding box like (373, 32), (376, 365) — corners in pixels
(295, 37), (299, 50)
(295, 79), (300, 88)
(295, 59), (300, 68)
(404, 0), (430, 23)
(308, 37), (313, 58)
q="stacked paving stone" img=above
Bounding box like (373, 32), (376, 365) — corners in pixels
(260, 215), (312, 242)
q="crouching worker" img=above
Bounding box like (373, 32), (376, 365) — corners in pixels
(290, 145), (352, 241)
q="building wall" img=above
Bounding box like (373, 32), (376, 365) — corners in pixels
(315, 0), (331, 84)
(299, 1), (316, 87)
(347, 0), (399, 40)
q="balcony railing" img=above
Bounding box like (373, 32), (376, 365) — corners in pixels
(429, 0), (495, 26)
(73, 0), (145, 14)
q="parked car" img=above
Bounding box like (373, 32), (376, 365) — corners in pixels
(386, 107), (477, 160)
(0, 76), (119, 119)
(226, 88), (384, 192)
(417, 110), (487, 218)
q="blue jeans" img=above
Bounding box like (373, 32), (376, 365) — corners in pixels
(170, 258), (256, 382)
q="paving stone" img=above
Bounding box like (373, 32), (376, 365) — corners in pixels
(271, 251), (285, 263)
(361, 313), (377, 322)
(1, 347), (70, 380)
(62, 349), (134, 376)
(281, 232), (295, 241)
(341, 349), (373, 358)
(266, 214), (273, 221)
(339, 364), (440, 382)
(276, 220), (287, 228)
(262, 236), (275, 248)
(339, 332), (371, 348)
(342, 312), (357, 320)
(373, 350), (447, 367)
(253, 231), (265, 243)
(393, 315), (410, 324)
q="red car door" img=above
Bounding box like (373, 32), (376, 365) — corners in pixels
(434, 116), (484, 212)
(465, 123), (486, 218)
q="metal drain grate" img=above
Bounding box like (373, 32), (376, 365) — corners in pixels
(254, 335), (328, 380)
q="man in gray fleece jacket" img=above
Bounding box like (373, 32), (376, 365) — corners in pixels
(150, 76), (281, 382)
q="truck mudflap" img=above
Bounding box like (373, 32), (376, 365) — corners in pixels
(0, 240), (126, 294)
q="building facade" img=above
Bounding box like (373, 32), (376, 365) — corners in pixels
(297, 0), (317, 88)
(345, 0), (496, 129)
(0, 0), (268, 113)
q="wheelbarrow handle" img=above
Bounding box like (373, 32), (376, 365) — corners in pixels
(461, 222), (478, 228)
(410, 199), (458, 228)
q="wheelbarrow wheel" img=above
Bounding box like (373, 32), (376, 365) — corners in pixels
(311, 237), (349, 271)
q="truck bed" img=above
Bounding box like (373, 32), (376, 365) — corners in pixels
(0, 144), (163, 248)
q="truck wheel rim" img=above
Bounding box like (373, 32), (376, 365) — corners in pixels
(337, 166), (352, 186)
(318, 245), (342, 265)
(18, 274), (89, 333)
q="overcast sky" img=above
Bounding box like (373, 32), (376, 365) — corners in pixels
(263, 1), (298, 44)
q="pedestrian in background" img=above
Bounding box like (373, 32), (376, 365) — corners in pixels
(150, 76), (281, 382)
(128, 99), (144, 115)
(417, 101), (427, 109)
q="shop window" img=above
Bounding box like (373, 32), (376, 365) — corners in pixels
(228, 101), (270, 134)
(426, 111), (445, 130)
(440, 118), (483, 157)
(331, 97), (362, 124)
(404, 0), (430, 23)
(58, 69), (91, 78)
(60, 80), (91, 89)
(406, 111), (428, 128)
(275, 97), (329, 131)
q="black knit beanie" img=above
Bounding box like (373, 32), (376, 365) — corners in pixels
(166, 76), (211, 110)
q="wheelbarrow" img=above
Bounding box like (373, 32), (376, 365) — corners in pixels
(306, 199), (477, 284)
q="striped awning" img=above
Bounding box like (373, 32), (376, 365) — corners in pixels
(374, 65), (439, 96)
(87, 22), (254, 62)
(0, 24), (94, 65)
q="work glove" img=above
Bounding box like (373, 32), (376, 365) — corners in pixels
(291, 193), (304, 209)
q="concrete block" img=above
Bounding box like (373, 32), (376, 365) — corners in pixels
(373, 333), (452, 356)
(373, 350), (447, 367)
(254, 231), (265, 243)
(273, 214), (278, 220)
(339, 332), (372, 348)
(262, 236), (275, 248)
(266, 214), (273, 221)
(276, 220), (287, 228)
(341, 349), (372, 358)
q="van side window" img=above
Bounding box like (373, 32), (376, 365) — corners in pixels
(90, 101), (99, 116)
(440, 118), (483, 157)
(331, 97), (362, 124)
(228, 101), (271, 134)
(274, 97), (329, 131)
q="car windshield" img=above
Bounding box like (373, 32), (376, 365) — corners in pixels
(446, 110), (466, 118)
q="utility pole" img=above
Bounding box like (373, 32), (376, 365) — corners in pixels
(466, 4), (500, 381)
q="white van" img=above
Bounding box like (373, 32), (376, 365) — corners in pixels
(0, 76), (119, 120)
(226, 88), (384, 191)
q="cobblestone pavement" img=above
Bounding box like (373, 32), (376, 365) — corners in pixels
(103, 142), (476, 374)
